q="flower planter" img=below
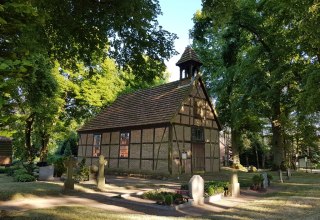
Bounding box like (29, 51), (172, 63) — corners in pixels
(204, 193), (223, 203)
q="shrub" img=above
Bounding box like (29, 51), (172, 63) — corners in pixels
(251, 174), (264, 190)
(14, 173), (36, 182)
(164, 194), (173, 206)
(0, 166), (6, 174)
(248, 165), (257, 172)
(232, 163), (248, 172)
(54, 157), (66, 177)
(13, 168), (28, 176)
(204, 181), (228, 193)
(74, 158), (89, 182)
(5, 166), (20, 176)
(180, 183), (188, 190)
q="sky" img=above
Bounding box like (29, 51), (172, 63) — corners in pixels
(158, 0), (202, 82)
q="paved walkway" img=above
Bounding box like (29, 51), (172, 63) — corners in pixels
(0, 175), (263, 218)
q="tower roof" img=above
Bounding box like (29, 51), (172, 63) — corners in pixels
(176, 46), (202, 66)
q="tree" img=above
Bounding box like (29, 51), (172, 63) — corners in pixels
(1, 0), (177, 163)
(192, 0), (320, 168)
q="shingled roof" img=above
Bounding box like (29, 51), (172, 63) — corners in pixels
(176, 46), (202, 66)
(78, 79), (193, 132)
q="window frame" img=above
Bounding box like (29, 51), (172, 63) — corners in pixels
(191, 126), (205, 143)
(92, 134), (102, 157)
(119, 131), (130, 158)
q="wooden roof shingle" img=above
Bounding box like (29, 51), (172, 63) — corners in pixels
(78, 79), (193, 132)
(176, 46), (202, 66)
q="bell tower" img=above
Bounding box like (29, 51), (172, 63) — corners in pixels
(176, 46), (203, 80)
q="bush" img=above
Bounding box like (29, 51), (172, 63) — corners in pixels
(248, 165), (257, 172)
(14, 173), (36, 182)
(204, 181), (228, 195)
(251, 174), (264, 190)
(74, 158), (89, 182)
(180, 183), (188, 190)
(232, 163), (248, 172)
(0, 166), (6, 174)
(13, 168), (28, 176)
(54, 157), (66, 177)
(164, 194), (173, 206)
(5, 166), (21, 176)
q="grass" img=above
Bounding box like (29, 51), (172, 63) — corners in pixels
(1, 206), (194, 220)
(1, 171), (320, 219)
(204, 171), (320, 220)
(0, 174), (97, 201)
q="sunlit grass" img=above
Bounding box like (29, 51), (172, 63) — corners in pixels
(3, 206), (201, 220)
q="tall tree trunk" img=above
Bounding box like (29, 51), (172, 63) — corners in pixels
(271, 98), (284, 169)
(231, 128), (241, 165)
(255, 144), (260, 169)
(39, 131), (50, 162)
(25, 113), (35, 163)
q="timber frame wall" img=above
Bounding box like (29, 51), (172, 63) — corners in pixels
(78, 80), (220, 175)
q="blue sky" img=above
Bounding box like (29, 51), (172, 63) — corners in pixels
(158, 0), (202, 81)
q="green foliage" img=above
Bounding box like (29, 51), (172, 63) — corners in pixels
(1, 0), (177, 165)
(0, 166), (5, 174)
(74, 158), (90, 182)
(251, 174), (264, 190)
(142, 189), (182, 205)
(164, 194), (173, 206)
(10, 168), (36, 182)
(248, 166), (257, 173)
(204, 181), (228, 196)
(192, 0), (320, 167)
(5, 166), (21, 176)
(53, 157), (66, 177)
(180, 183), (189, 190)
(13, 173), (36, 182)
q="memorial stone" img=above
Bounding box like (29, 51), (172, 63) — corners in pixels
(262, 172), (268, 189)
(286, 168), (291, 180)
(228, 173), (240, 197)
(64, 156), (77, 190)
(279, 169), (283, 183)
(97, 155), (107, 189)
(188, 175), (204, 205)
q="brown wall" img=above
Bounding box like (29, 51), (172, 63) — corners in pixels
(78, 126), (170, 174)
(171, 81), (220, 174)
(77, 80), (220, 175)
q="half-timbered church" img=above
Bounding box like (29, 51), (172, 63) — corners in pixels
(77, 46), (221, 175)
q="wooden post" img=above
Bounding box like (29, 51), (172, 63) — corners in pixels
(168, 125), (173, 174)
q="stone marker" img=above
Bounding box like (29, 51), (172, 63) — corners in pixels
(188, 175), (204, 205)
(97, 155), (107, 189)
(286, 168), (291, 180)
(228, 173), (240, 197)
(64, 156), (77, 190)
(279, 169), (283, 183)
(39, 165), (54, 181)
(262, 172), (268, 189)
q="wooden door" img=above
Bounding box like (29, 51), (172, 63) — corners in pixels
(192, 143), (205, 171)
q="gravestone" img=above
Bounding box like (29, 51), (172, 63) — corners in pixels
(228, 173), (240, 197)
(188, 175), (204, 205)
(286, 168), (291, 180)
(39, 165), (54, 181)
(97, 155), (107, 190)
(262, 172), (268, 189)
(279, 169), (283, 183)
(64, 156), (77, 190)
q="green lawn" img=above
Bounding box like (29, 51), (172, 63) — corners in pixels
(1, 171), (320, 219)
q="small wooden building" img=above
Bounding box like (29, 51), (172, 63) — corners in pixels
(0, 136), (12, 165)
(78, 46), (221, 175)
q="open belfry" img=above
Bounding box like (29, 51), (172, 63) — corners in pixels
(77, 46), (221, 175)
